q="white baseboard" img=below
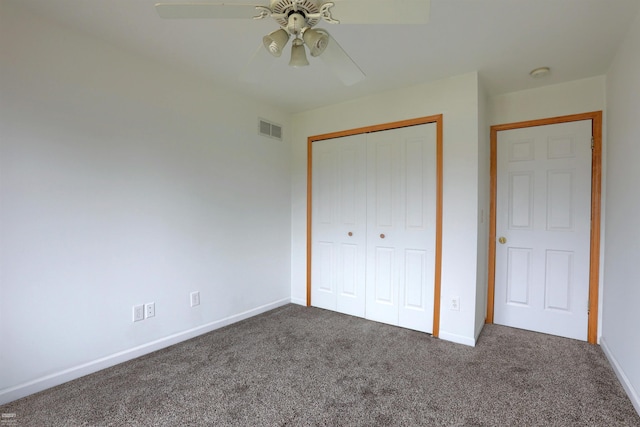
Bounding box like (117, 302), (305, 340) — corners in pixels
(438, 330), (476, 347)
(0, 298), (291, 406)
(600, 336), (640, 416)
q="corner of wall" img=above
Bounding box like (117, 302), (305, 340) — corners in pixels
(438, 330), (477, 347)
(600, 336), (640, 416)
(475, 75), (491, 337)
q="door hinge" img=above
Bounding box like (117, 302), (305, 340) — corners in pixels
(591, 137), (595, 150)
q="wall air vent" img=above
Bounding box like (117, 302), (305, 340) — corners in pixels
(258, 118), (283, 141)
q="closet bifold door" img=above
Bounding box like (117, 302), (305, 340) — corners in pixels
(365, 123), (437, 333)
(311, 122), (437, 334)
(311, 134), (367, 317)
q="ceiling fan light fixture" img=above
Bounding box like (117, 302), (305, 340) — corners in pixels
(287, 13), (306, 36)
(303, 28), (329, 57)
(263, 28), (290, 57)
(289, 38), (309, 67)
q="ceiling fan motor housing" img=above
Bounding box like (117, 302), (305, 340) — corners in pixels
(287, 13), (306, 35)
(270, 0), (322, 28)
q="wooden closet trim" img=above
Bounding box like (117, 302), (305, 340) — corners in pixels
(306, 114), (443, 337)
(486, 111), (602, 344)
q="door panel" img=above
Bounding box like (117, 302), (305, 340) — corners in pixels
(374, 247), (395, 305)
(311, 134), (367, 317)
(506, 247), (532, 306)
(547, 170), (573, 230)
(339, 243), (358, 296)
(406, 139), (428, 229)
(373, 141), (395, 228)
(366, 132), (401, 325)
(495, 120), (592, 341)
(316, 242), (334, 294)
(509, 172), (534, 229)
(366, 124), (436, 333)
(339, 147), (359, 224)
(404, 249), (427, 308)
(544, 250), (572, 311)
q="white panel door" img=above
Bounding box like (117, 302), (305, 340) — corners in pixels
(494, 120), (592, 340)
(365, 123), (437, 333)
(311, 134), (367, 317)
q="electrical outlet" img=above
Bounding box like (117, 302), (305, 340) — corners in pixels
(145, 302), (155, 318)
(450, 297), (460, 311)
(133, 305), (144, 322)
(190, 291), (200, 307)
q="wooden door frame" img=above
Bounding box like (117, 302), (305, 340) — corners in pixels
(306, 115), (444, 337)
(486, 111), (602, 344)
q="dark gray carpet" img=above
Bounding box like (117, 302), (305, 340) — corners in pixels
(2, 304), (639, 426)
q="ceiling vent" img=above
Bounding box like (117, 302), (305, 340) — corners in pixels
(259, 118), (283, 141)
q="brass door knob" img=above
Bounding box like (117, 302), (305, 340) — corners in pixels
(348, 232), (353, 237)
(380, 234), (386, 239)
(498, 236), (507, 244)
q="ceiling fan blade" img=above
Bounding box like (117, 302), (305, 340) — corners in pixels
(155, 3), (261, 19)
(239, 44), (275, 83)
(329, 0), (430, 25)
(316, 30), (365, 86)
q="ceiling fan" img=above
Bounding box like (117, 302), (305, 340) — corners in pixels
(155, 0), (430, 86)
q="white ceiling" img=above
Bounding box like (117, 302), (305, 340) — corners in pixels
(13, 0), (640, 113)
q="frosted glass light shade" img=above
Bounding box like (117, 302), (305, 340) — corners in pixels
(263, 29), (290, 57)
(289, 39), (309, 67)
(303, 29), (329, 57)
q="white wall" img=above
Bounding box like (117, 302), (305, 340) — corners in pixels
(601, 10), (640, 415)
(291, 73), (482, 346)
(474, 79), (490, 340)
(0, 3), (292, 404)
(490, 76), (606, 125)
(489, 76), (607, 340)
